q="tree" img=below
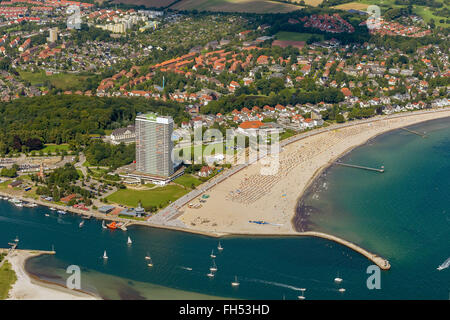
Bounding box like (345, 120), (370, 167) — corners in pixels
(336, 114), (345, 123)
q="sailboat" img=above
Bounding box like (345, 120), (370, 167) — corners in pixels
(103, 250), (108, 260)
(298, 288), (306, 300)
(231, 276), (240, 287)
(127, 236), (132, 245)
(102, 220), (107, 229)
(209, 260), (218, 272)
(79, 221), (84, 228)
(334, 272), (343, 284)
(217, 241), (223, 251)
(147, 257), (153, 267)
(14, 236), (19, 242)
(210, 249), (216, 259)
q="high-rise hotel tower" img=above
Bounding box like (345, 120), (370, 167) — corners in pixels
(135, 113), (174, 177)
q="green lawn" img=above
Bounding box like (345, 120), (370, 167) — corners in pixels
(173, 174), (203, 188)
(275, 31), (324, 42)
(106, 185), (189, 209)
(0, 180), (11, 189)
(0, 259), (17, 300)
(18, 71), (93, 91)
(40, 144), (70, 154)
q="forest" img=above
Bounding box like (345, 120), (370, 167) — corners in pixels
(0, 95), (188, 155)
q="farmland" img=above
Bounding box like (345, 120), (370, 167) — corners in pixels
(110, 0), (178, 7)
(285, 0), (323, 7)
(170, 0), (303, 13)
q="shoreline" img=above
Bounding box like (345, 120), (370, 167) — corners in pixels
(1, 248), (99, 300)
(0, 108), (449, 273)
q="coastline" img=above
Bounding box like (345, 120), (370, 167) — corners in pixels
(1, 108), (449, 273)
(1, 248), (100, 300)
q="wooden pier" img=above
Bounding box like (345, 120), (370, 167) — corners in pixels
(400, 127), (427, 138)
(334, 162), (385, 173)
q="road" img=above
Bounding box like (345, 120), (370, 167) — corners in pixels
(148, 107), (450, 225)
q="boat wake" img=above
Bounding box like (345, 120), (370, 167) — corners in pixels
(437, 257), (450, 271)
(248, 279), (303, 292)
(179, 266), (193, 271)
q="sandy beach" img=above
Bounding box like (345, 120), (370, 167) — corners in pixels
(177, 108), (450, 235)
(4, 250), (98, 300)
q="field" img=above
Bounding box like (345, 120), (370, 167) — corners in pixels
(110, 0), (178, 7)
(0, 258), (17, 300)
(40, 144), (70, 154)
(331, 2), (369, 11)
(173, 174), (203, 188)
(287, 0), (323, 6)
(106, 185), (189, 209)
(18, 71), (92, 91)
(275, 31), (324, 42)
(170, 0), (303, 13)
(332, 0), (449, 27)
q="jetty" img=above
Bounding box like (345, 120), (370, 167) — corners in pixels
(301, 231), (391, 270)
(334, 162), (385, 173)
(400, 127), (427, 138)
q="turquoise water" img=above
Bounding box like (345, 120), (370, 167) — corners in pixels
(0, 117), (449, 299)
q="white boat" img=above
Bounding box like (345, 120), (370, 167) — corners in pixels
(57, 210), (66, 215)
(50, 207), (56, 211)
(437, 257), (450, 271)
(127, 236), (132, 245)
(207, 272), (214, 278)
(334, 272), (343, 284)
(102, 220), (107, 229)
(210, 260), (218, 272)
(103, 250), (108, 259)
(217, 241), (223, 251)
(45, 213), (50, 217)
(298, 288), (306, 300)
(79, 221), (85, 228)
(145, 252), (151, 260)
(231, 276), (240, 287)
(338, 288), (346, 293)
(210, 249), (216, 259)
(14, 236), (19, 242)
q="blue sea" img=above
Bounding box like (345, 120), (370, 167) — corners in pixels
(0, 117), (449, 299)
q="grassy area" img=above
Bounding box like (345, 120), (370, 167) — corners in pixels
(173, 174), (203, 189)
(0, 258), (17, 300)
(18, 71), (93, 91)
(106, 185), (189, 209)
(0, 180), (11, 189)
(40, 144), (70, 154)
(342, 0), (450, 27)
(275, 31), (324, 42)
(287, 0), (323, 6)
(170, 0), (303, 13)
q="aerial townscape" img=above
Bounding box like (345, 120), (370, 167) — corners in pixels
(0, 0), (449, 304)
